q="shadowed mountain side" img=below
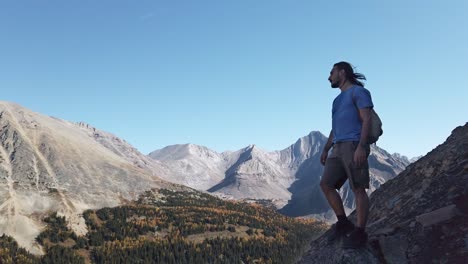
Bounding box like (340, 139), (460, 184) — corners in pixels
(279, 151), (327, 216)
(299, 123), (468, 263)
(207, 146), (253, 193)
(207, 145), (292, 200)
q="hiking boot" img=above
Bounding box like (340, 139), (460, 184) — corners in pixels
(342, 228), (368, 249)
(326, 220), (355, 243)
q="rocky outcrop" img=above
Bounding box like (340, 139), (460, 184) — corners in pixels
(299, 123), (468, 263)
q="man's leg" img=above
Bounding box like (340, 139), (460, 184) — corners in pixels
(321, 154), (348, 218)
(342, 187), (369, 249)
(342, 142), (370, 249)
(320, 182), (346, 217)
(320, 181), (355, 243)
(353, 187), (369, 228)
(320, 157), (355, 243)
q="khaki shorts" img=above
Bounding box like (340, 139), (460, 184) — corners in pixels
(321, 141), (370, 190)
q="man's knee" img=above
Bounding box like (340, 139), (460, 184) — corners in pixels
(320, 180), (334, 193)
(352, 187), (368, 197)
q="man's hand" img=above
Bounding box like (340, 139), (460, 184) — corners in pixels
(320, 150), (328, 166)
(321, 130), (334, 166)
(353, 144), (367, 167)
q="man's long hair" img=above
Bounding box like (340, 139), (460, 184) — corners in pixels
(334, 61), (366, 87)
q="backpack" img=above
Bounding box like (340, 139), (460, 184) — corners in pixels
(352, 88), (383, 144)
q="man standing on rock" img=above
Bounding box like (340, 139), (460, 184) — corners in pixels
(319, 61), (373, 249)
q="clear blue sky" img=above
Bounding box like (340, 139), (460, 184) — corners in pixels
(1, 0), (466, 158)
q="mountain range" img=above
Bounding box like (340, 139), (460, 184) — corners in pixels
(149, 132), (410, 220)
(0, 101), (410, 253)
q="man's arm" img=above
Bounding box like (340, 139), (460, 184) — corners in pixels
(320, 130), (334, 165)
(355, 108), (371, 166)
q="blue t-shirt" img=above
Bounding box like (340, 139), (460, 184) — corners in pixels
(332, 85), (374, 143)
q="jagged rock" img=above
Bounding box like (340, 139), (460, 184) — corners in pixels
(378, 234), (408, 264)
(373, 226), (396, 236)
(298, 233), (380, 264)
(415, 204), (459, 227)
(454, 193), (468, 213)
(299, 123), (468, 263)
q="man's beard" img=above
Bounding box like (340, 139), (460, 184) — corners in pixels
(330, 81), (339, 88)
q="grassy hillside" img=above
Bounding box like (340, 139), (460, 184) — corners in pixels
(0, 188), (326, 264)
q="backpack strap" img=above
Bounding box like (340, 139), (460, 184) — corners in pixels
(351, 86), (362, 121)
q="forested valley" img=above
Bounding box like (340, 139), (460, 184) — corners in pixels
(0, 189), (326, 264)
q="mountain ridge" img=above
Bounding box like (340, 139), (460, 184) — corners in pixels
(0, 101), (175, 254)
(149, 130), (410, 220)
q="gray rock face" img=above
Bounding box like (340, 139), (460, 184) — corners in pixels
(299, 237), (380, 264)
(299, 123), (468, 263)
(149, 144), (232, 191)
(208, 145), (293, 202)
(0, 102), (173, 254)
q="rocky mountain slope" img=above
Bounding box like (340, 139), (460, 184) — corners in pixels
(208, 144), (294, 202)
(0, 102), (174, 254)
(149, 144), (228, 191)
(150, 132), (410, 220)
(299, 123), (468, 263)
